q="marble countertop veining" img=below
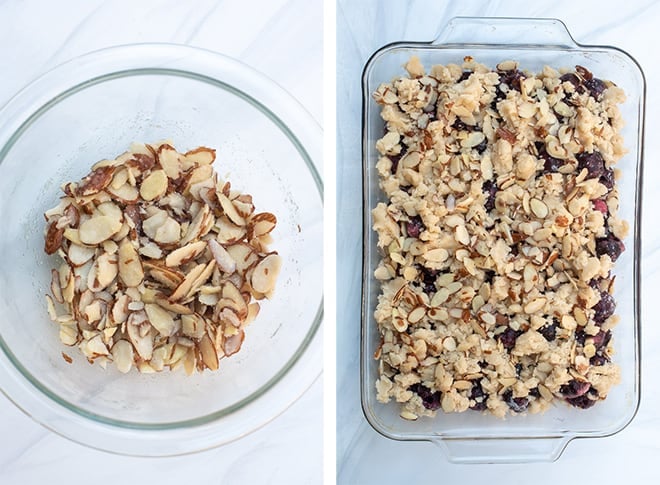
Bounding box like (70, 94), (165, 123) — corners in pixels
(0, 1), (322, 484)
(337, 0), (659, 483)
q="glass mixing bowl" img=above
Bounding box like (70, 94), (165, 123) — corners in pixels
(0, 44), (323, 456)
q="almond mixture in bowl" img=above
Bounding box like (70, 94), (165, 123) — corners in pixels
(44, 142), (281, 375)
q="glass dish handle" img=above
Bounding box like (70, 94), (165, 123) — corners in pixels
(432, 17), (578, 49)
(432, 436), (571, 464)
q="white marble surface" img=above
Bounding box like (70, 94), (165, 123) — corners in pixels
(337, 0), (659, 482)
(0, 1), (322, 484)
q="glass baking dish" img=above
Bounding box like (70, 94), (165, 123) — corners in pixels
(361, 17), (644, 463)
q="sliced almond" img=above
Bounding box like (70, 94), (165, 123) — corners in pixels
(157, 144), (183, 179)
(118, 239), (144, 287)
(208, 239), (236, 273)
(184, 146), (216, 166)
(50, 269), (64, 304)
(144, 303), (176, 337)
(139, 170), (168, 201)
(219, 281), (249, 319)
(218, 193), (245, 226)
(225, 243), (259, 273)
(199, 333), (219, 370)
(179, 204), (210, 246)
(112, 340), (134, 373)
(213, 216), (246, 244)
(106, 182), (139, 203)
(96, 252), (118, 290)
(251, 254), (282, 295)
(127, 311), (153, 360)
(244, 302), (260, 326)
(168, 263), (206, 302)
(181, 313), (206, 339)
(45, 221), (64, 255)
(223, 329), (244, 357)
(79, 215), (122, 245)
(165, 240), (207, 267)
(145, 262), (184, 289)
(249, 212), (277, 239)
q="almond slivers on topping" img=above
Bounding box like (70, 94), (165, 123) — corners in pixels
(372, 57), (627, 418)
(44, 141), (281, 374)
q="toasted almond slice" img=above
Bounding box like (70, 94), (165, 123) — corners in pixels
(110, 168), (128, 189)
(186, 260), (216, 299)
(186, 165), (214, 189)
(169, 263), (206, 302)
(157, 144), (183, 179)
(223, 329), (244, 357)
(179, 204), (210, 246)
(407, 306), (426, 324)
(183, 347), (196, 375)
(213, 216), (246, 244)
(181, 313), (206, 339)
(112, 340), (134, 373)
(118, 239), (144, 287)
(144, 303), (176, 337)
(76, 166), (115, 197)
(45, 294), (57, 321)
(249, 212), (277, 238)
(233, 198), (254, 218)
(79, 215), (123, 245)
(251, 254), (282, 295)
(208, 239), (236, 273)
(96, 252), (118, 289)
(139, 170), (168, 201)
(138, 241), (163, 259)
(244, 302), (260, 326)
(59, 325), (79, 346)
(112, 294), (130, 324)
(127, 311), (153, 360)
(45, 220), (64, 255)
(219, 308), (241, 328)
(218, 193), (245, 226)
(199, 334), (219, 370)
(155, 295), (194, 315)
(225, 243), (259, 273)
(144, 262), (184, 289)
(63, 227), (84, 246)
(220, 281), (248, 319)
(106, 182), (139, 203)
(184, 146), (216, 166)
(50, 269), (64, 304)
(165, 240), (207, 267)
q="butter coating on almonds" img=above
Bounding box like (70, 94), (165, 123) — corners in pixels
(44, 141), (281, 374)
(372, 57), (626, 418)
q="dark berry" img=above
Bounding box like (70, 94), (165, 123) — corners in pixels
(421, 267), (439, 295)
(458, 70), (472, 82)
(452, 119), (470, 131)
(484, 270), (496, 284)
(498, 327), (520, 350)
(592, 292), (615, 323)
(538, 320), (558, 341)
(590, 354), (609, 366)
(406, 216), (425, 238)
(474, 136), (488, 154)
(600, 167), (615, 190)
(591, 329), (612, 350)
(409, 383), (442, 411)
(389, 144), (407, 174)
(515, 363), (523, 375)
(584, 78), (606, 100)
(502, 389), (528, 413)
(575, 329), (587, 345)
(560, 379), (591, 399)
(469, 381), (488, 411)
(498, 70), (525, 93)
(566, 394), (597, 409)
(529, 387), (541, 398)
(577, 151), (606, 179)
(538, 144), (563, 173)
(482, 179), (497, 212)
(595, 235), (625, 262)
(592, 199), (608, 216)
(560, 73), (581, 88)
